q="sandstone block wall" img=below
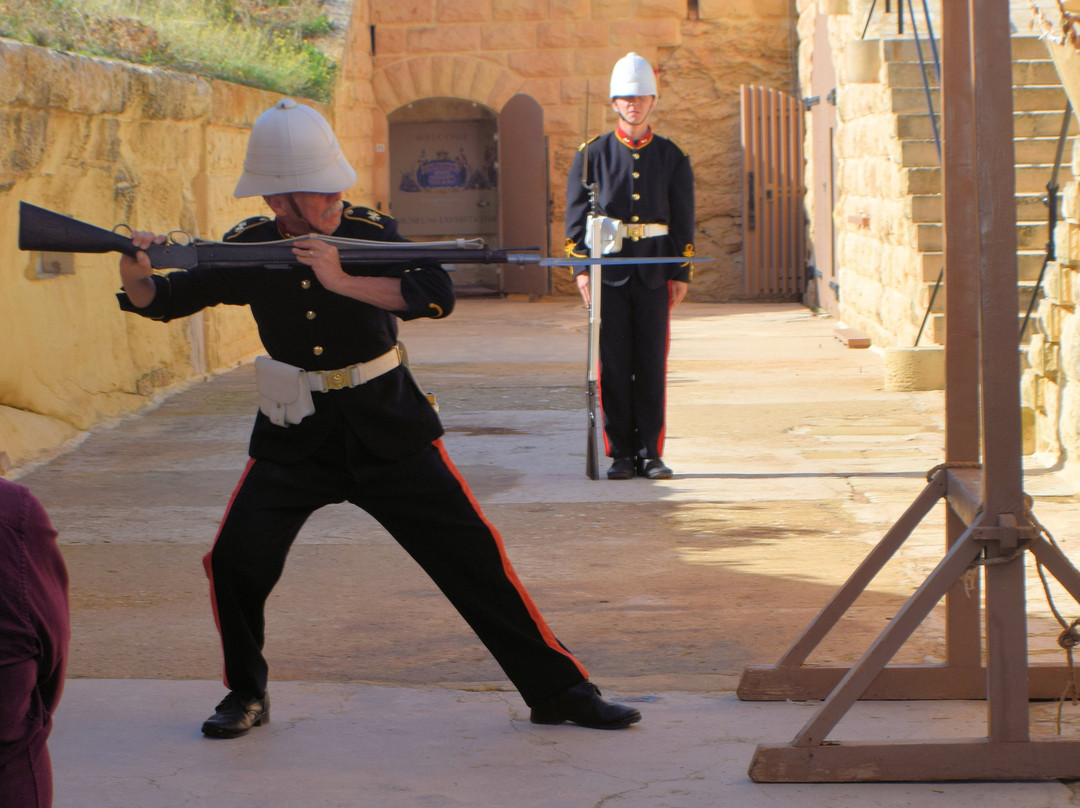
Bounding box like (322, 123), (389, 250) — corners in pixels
(1025, 30), (1080, 475)
(0, 40), (295, 471)
(793, 0), (935, 348)
(1021, 155), (1080, 470)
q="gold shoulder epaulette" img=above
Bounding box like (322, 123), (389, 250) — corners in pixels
(344, 206), (391, 228)
(224, 215), (271, 239)
(577, 134), (601, 151)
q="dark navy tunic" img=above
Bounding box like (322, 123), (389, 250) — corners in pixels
(564, 128), (696, 462)
(565, 129), (695, 287)
(118, 205), (453, 464)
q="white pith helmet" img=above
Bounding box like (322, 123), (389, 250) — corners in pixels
(609, 52), (658, 99)
(233, 98), (357, 198)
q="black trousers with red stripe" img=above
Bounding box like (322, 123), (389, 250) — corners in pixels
(598, 274), (673, 461)
(203, 433), (588, 707)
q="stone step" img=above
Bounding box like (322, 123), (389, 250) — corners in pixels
(890, 85), (1068, 114)
(908, 194), (1054, 224)
(923, 280), (1040, 314)
(885, 59), (1061, 90)
(902, 164), (1075, 195)
(1014, 137), (1076, 164)
(1019, 250), (1048, 283)
(1016, 221), (1050, 251)
(916, 223), (942, 252)
(880, 34), (1048, 63)
(1013, 110), (1080, 138)
(1017, 163), (1075, 192)
(896, 110), (1079, 140)
(897, 139), (941, 167)
(913, 221), (1047, 253)
(904, 167), (941, 195)
(1013, 60), (1068, 87)
(1017, 193), (1054, 222)
(897, 137), (1074, 168)
(926, 311), (1035, 346)
(908, 195), (942, 223)
(919, 250), (1047, 283)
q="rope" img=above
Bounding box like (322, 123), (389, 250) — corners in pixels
(922, 462), (1080, 730)
(1022, 494), (1080, 734)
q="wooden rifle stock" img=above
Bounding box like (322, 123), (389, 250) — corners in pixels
(17, 202), (521, 269)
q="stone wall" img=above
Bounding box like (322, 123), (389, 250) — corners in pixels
(793, 0), (937, 348)
(0, 40), (300, 471)
(1025, 26), (1080, 475)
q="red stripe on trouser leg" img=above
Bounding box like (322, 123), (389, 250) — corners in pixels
(597, 372), (610, 457)
(203, 457), (256, 691)
(432, 439), (590, 680)
(657, 281), (677, 456)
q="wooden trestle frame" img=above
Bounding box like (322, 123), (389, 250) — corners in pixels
(738, 0), (1080, 781)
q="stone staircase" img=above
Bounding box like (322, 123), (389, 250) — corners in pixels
(881, 33), (1075, 344)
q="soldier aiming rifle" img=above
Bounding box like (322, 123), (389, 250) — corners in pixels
(45, 98), (646, 738)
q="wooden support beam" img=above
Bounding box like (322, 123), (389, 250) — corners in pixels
(738, 664), (1080, 702)
(750, 740), (1080, 783)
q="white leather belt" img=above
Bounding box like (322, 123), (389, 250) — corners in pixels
(305, 345), (402, 392)
(585, 215), (669, 255)
(620, 222), (668, 241)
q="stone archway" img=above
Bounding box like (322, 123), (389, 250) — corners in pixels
(372, 55), (524, 116)
(371, 56), (548, 295)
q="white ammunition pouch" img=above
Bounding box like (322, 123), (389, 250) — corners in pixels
(255, 356), (317, 427)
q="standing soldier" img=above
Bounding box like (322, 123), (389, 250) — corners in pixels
(117, 98), (641, 737)
(565, 52), (696, 480)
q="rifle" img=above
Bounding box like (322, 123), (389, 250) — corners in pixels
(18, 202), (708, 271)
(582, 83), (604, 481)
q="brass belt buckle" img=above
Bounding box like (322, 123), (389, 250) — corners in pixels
(625, 223), (645, 241)
(322, 368), (351, 390)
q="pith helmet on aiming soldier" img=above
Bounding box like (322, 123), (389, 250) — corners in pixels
(233, 97), (357, 199)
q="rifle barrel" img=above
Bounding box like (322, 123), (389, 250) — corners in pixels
(19, 202), (709, 270)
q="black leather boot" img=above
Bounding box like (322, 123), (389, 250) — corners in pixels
(529, 681), (641, 729)
(201, 691), (270, 738)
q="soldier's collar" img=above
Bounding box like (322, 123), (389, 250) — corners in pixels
(616, 125), (653, 149)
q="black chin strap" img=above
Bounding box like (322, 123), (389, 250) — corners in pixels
(284, 193), (314, 236)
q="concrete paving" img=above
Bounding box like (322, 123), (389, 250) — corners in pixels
(15, 298), (1080, 806)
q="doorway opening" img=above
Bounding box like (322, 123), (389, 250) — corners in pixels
(389, 98), (500, 295)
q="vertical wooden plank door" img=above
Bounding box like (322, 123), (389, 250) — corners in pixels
(740, 85), (807, 297)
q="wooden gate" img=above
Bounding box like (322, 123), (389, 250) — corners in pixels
(740, 85), (807, 297)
